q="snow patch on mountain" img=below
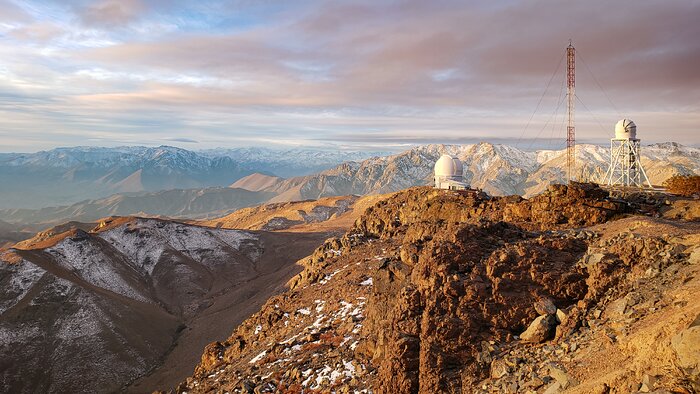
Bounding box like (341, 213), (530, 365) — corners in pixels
(100, 219), (260, 274)
(276, 142), (700, 201)
(55, 292), (107, 341)
(0, 260), (45, 314)
(47, 239), (150, 303)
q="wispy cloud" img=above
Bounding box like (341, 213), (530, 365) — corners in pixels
(166, 137), (199, 143)
(0, 0), (698, 152)
(76, 0), (146, 28)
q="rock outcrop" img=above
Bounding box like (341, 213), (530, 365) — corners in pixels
(173, 184), (700, 393)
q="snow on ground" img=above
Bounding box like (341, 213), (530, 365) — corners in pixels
(47, 238), (150, 303)
(0, 260), (45, 315)
(319, 267), (344, 285)
(100, 218), (259, 274)
(249, 350), (267, 364)
(0, 324), (41, 345)
(303, 359), (358, 390)
(296, 308), (312, 315)
(55, 291), (107, 341)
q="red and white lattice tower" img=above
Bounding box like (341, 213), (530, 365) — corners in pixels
(566, 42), (576, 184)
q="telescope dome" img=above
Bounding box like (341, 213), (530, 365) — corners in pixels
(434, 154), (462, 177)
(614, 119), (637, 139)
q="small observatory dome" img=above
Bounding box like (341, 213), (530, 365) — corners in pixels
(614, 119), (637, 140)
(434, 154), (462, 178)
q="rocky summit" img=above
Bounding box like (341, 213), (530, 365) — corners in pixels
(172, 184), (700, 394)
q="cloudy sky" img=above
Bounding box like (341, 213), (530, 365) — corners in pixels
(0, 0), (698, 152)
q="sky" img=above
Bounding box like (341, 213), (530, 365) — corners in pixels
(0, 0), (698, 152)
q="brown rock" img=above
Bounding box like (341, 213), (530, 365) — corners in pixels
(535, 298), (558, 315)
(671, 326), (700, 370)
(521, 315), (558, 343)
(543, 381), (562, 394)
(548, 365), (577, 389)
(490, 358), (511, 379)
(555, 309), (567, 325)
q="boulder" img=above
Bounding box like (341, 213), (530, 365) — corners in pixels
(548, 364), (577, 389)
(520, 315), (558, 343)
(671, 325), (700, 370)
(535, 298), (557, 315)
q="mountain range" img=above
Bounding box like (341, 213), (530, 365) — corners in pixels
(0, 188), (274, 225)
(1, 142), (698, 229)
(0, 146), (388, 209)
(1, 181), (699, 393)
(254, 142), (699, 201)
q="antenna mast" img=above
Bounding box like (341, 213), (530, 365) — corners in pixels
(566, 41), (576, 184)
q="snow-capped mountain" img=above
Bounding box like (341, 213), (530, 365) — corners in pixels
(0, 146), (252, 209)
(0, 146), (387, 209)
(261, 142), (700, 201)
(198, 147), (391, 178)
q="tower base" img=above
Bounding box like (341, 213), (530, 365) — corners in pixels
(602, 138), (652, 188)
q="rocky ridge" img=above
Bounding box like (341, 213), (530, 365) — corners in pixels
(198, 194), (392, 234)
(173, 184), (700, 393)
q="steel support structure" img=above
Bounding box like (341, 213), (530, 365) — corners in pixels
(566, 42), (576, 184)
(602, 138), (653, 188)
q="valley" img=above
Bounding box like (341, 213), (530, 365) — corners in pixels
(0, 144), (698, 394)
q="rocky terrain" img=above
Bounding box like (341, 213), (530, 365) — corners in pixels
(173, 184), (700, 393)
(0, 217), (331, 393)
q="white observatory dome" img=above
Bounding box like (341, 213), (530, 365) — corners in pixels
(434, 154), (462, 177)
(614, 119), (637, 139)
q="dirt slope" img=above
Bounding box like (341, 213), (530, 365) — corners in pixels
(173, 185), (700, 394)
(199, 193), (392, 234)
(0, 219), (33, 248)
(230, 173), (285, 192)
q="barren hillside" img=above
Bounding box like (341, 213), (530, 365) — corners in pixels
(0, 218), (330, 393)
(174, 185), (700, 394)
(198, 193), (392, 234)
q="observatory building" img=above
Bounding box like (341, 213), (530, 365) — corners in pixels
(602, 119), (652, 188)
(434, 154), (470, 190)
